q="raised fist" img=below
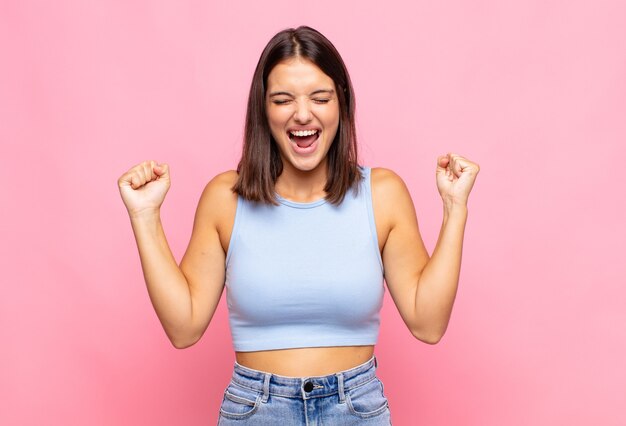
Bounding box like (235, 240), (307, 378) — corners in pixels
(117, 160), (171, 217)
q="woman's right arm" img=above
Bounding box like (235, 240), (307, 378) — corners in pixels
(118, 161), (233, 349)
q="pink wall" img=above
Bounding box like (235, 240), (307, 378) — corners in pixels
(2, 1), (625, 424)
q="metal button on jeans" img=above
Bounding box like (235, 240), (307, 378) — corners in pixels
(303, 381), (314, 392)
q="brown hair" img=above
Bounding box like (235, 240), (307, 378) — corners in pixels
(232, 26), (362, 205)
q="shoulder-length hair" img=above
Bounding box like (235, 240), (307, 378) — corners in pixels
(232, 26), (362, 206)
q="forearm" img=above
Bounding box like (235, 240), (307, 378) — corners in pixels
(129, 211), (194, 345)
(413, 204), (468, 342)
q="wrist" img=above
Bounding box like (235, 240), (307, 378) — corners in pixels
(128, 208), (161, 221)
(442, 201), (468, 217)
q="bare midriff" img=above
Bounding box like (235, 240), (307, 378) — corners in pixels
(235, 345), (375, 377)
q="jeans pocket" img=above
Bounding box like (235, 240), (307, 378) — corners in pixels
(219, 383), (262, 420)
(345, 377), (389, 419)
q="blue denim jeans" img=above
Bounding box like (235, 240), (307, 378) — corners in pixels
(217, 355), (392, 425)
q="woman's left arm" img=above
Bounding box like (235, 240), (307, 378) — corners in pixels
(376, 153), (480, 344)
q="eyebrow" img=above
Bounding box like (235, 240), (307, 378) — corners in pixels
(268, 89), (335, 97)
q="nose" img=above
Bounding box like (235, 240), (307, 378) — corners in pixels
(293, 100), (312, 123)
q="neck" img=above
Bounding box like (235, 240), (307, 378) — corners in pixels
(275, 160), (328, 202)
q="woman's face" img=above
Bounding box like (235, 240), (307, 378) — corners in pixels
(265, 57), (340, 174)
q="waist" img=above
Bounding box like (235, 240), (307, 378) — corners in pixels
(230, 354), (379, 398)
(235, 345), (376, 377)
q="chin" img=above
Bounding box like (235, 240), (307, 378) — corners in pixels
(287, 158), (324, 172)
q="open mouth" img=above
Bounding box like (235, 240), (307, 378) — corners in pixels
(288, 129), (319, 148)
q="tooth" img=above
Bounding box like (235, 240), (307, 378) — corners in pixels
(289, 129), (319, 137)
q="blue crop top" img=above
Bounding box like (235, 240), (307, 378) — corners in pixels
(224, 165), (385, 352)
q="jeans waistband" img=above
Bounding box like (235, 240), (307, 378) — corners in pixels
(229, 355), (379, 401)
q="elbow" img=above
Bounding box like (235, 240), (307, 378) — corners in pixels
(411, 328), (444, 345)
(171, 339), (196, 350)
(169, 332), (200, 350)
(420, 334), (443, 345)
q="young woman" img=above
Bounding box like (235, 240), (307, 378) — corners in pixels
(117, 26), (479, 425)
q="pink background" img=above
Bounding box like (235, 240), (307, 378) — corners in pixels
(1, 0), (625, 425)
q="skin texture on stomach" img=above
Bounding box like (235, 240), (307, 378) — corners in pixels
(235, 345), (375, 377)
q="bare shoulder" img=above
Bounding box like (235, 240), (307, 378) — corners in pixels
(370, 167), (412, 204)
(206, 169), (239, 190)
(197, 169), (239, 225)
(370, 167), (416, 226)
(202, 169), (238, 198)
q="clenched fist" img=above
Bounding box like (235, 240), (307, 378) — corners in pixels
(436, 153), (480, 207)
(117, 160), (171, 217)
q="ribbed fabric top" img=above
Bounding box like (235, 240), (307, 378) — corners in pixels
(224, 166), (385, 352)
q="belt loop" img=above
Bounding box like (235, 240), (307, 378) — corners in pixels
(336, 372), (345, 404)
(261, 373), (271, 403)
(374, 356), (378, 368)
